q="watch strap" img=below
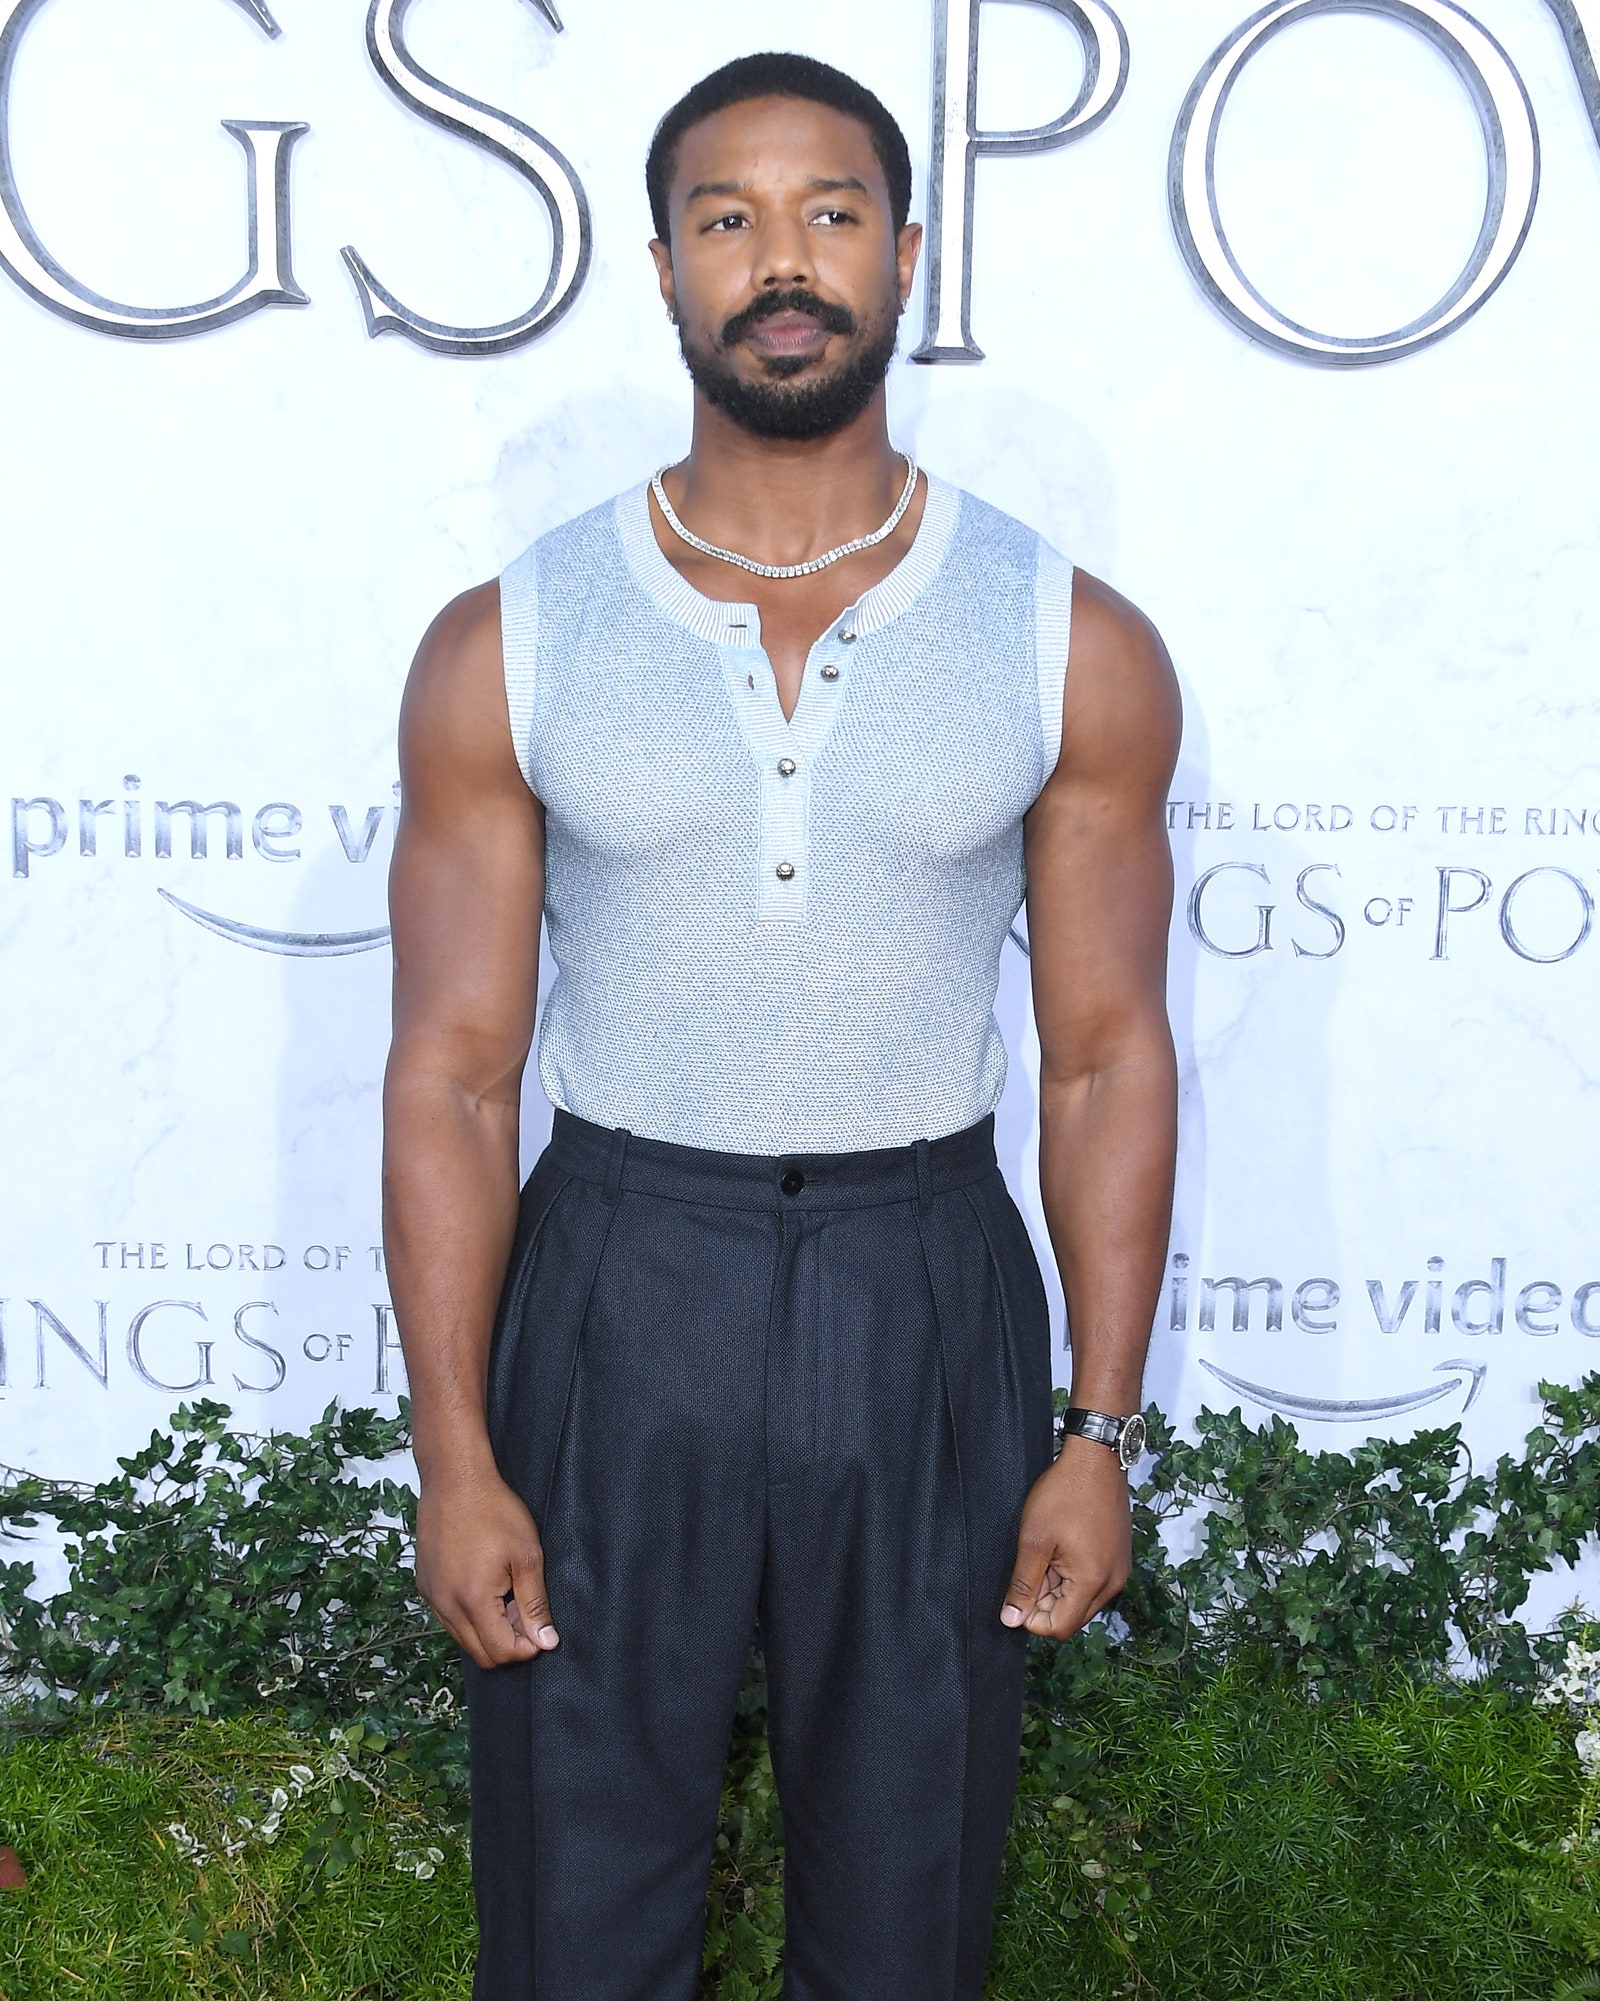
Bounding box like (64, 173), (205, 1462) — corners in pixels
(1058, 1405), (1148, 1468)
(1060, 1407), (1123, 1448)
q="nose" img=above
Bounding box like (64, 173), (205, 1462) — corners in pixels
(753, 211), (814, 292)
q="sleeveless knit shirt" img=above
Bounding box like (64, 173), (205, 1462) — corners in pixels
(499, 472), (1071, 1156)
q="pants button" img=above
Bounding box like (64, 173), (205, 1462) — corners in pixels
(780, 1169), (806, 1197)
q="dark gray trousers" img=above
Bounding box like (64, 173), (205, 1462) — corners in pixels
(464, 1109), (1053, 2000)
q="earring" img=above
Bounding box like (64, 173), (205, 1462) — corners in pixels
(666, 305), (678, 325)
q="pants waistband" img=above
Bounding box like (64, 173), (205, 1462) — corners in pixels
(545, 1109), (998, 1212)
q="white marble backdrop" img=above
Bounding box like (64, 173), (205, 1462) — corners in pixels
(2, 0), (1598, 1606)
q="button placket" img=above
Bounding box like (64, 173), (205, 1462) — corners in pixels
(715, 598), (868, 925)
(757, 752), (809, 919)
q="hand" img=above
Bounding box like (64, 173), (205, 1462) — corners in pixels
(415, 1462), (559, 1669)
(1000, 1434), (1132, 1639)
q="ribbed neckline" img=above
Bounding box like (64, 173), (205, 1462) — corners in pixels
(614, 468), (960, 646)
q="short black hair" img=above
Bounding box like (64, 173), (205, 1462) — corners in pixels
(646, 52), (913, 244)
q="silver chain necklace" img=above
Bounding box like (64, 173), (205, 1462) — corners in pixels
(650, 452), (919, 580)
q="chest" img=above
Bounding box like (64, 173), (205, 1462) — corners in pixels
(531, 608), (1042, 874)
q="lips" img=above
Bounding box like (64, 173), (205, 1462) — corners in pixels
(743, 311), (833, 357)
(719, 289), (858, 356)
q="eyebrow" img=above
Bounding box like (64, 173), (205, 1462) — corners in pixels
(683, 174), (873, 204)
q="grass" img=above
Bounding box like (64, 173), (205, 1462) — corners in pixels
(0, 1665), (1590, 2000)
(0, 1714), (473, 2001)
(990, 1660), (1583, 2000)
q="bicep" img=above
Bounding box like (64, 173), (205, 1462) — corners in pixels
(1024, 572), (1181, 1064)
(388, 584), (545, 1095)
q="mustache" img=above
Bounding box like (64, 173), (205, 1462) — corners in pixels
(719, 288), (858, 348)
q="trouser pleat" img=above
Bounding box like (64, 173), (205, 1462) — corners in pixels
(463, 1117), (1052, 2001)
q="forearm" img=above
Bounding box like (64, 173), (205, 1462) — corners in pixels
(382, 1066), (523, 1489)
(1038, 1023), (1177, 1413)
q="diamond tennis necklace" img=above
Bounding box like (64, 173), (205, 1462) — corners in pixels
(650, 452), (919, 580)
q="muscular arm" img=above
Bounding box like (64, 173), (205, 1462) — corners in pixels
(383, 582), (557, 1668)
(1001, 571), (1181, 1638)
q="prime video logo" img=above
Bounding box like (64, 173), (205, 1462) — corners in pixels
(9, 776), (396, 957)
(1173, 1249), (1600, 1425)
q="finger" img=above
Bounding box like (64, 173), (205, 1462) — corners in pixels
(455, 1587), (540, 1668)
(419, 1591), (478, 1666)
(1024, 1563), (1067, 1632)
(508, 1544), (560, 1651)
(1001, 1536), (1054, 1629)
(431, 1599), (505, 1672)
(1031, 1574), (1109, 1639)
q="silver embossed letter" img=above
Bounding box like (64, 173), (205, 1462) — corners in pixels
(341, 0), (591, 357)
(0, 0), (306, 340)
(913, 0), (1128, 363)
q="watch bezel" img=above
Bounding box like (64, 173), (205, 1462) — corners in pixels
(1059, 1405), (1148, 1468)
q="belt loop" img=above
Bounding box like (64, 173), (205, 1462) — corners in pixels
(604, 1126), (631, 1205)
(914, 1136), (933, 1210)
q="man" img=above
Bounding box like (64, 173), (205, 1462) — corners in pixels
(383, 50), (1179, 2001)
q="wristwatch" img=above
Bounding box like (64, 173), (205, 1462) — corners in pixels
(1058, 1405), (1147, 1470)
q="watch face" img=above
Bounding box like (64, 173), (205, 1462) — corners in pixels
(1117, 1413), (1148, 1467)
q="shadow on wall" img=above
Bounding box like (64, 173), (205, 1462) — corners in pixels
(267, 839), (395, 1422)
(259, 373), (677, 1419)
(1156, 667), (1209, 1431)
(895, 379), (1123, 1377)
(493, 387), (684, 1181)
(494, 389), (689, 565)
(1156, 675), (1345, 1440)
(892, 376), (1116, 576)
(290, 382), (1350, 1443)
(892, 377), (1231, 1409)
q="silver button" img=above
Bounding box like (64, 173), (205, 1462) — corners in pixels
(838, 628), (857, 643)
(775, 862), (795, 881)
(820, 664), (840, 682)
(777, 758), (797, 777)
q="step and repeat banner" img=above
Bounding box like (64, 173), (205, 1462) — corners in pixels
(3, 0), (1599, 1560)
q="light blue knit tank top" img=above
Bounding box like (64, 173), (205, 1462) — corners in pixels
(499, 471), (1071, 1155)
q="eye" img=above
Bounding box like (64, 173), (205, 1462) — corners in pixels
(812, 208), (857, 227)
(706, 212), (750, 232)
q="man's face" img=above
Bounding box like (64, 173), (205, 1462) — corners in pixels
(651, 96), (922, 440)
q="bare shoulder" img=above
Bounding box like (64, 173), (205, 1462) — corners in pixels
(1053, 568), (1182, 795)
(399, 581), (525, 802)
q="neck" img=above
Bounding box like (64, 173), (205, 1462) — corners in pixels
(668, 391), (905, 567)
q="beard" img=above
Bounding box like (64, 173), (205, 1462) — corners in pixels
(677, 286), (901, 441)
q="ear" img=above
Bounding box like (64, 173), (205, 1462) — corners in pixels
(649, 237), (677, 322)
(895, 221), (923, 310)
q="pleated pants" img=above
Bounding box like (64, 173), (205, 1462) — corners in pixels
(463, 1108), (1054, 2000)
